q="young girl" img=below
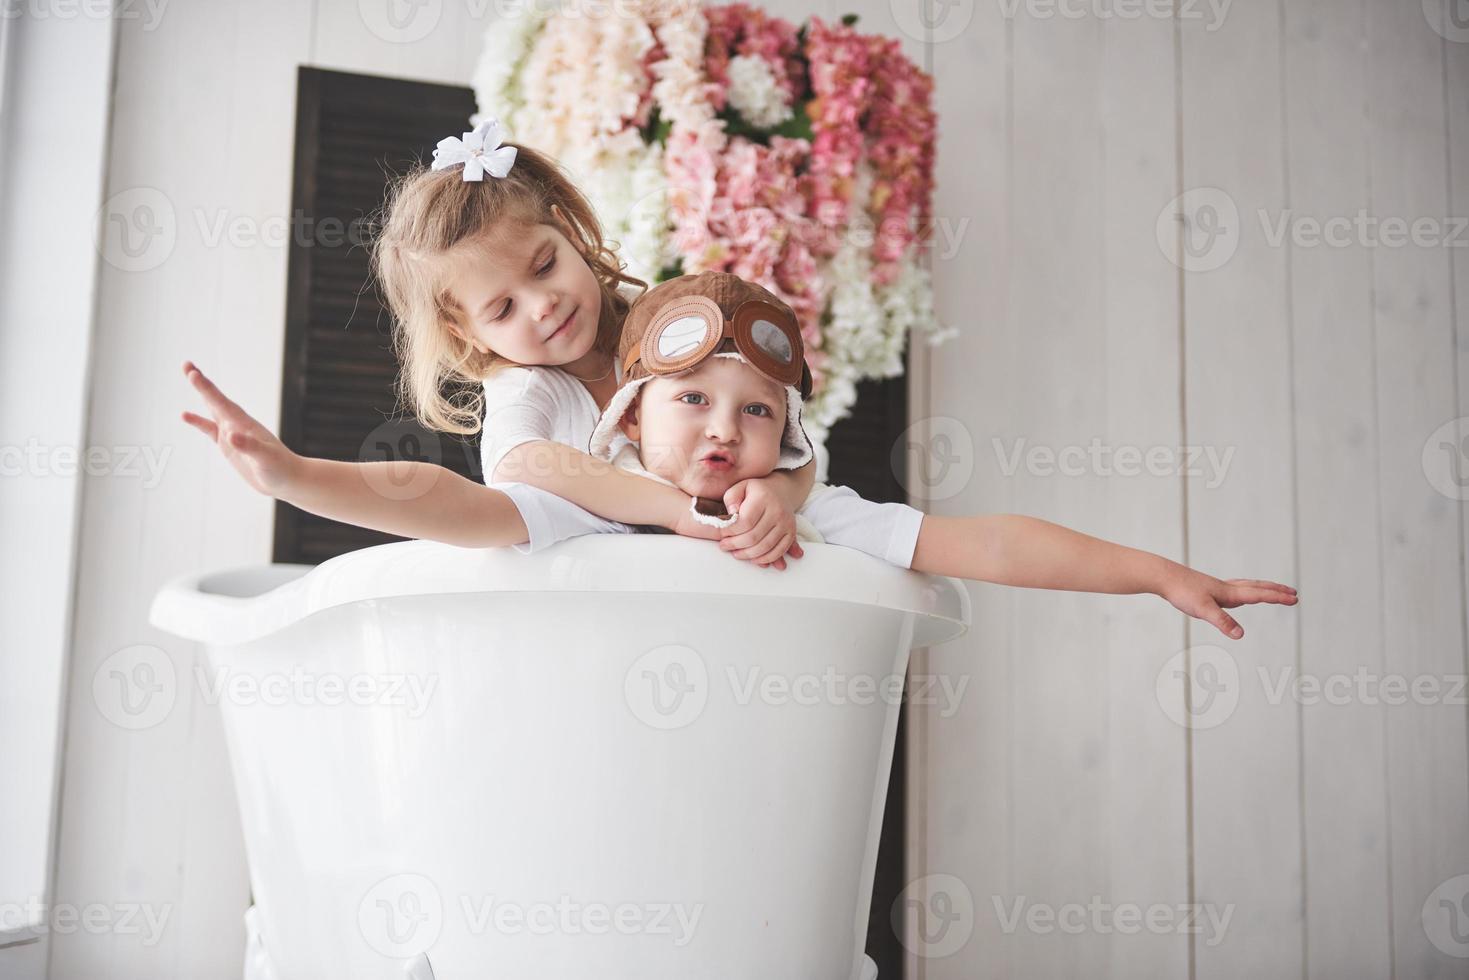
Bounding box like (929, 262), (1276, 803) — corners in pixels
(181, 120), (816, 570)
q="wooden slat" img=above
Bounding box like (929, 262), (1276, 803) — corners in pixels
(1447, 28), (1469, 957)
(1181, 0), (1303, 976)
(1007, 9), (1112, 977)
(1365, 3), (1469, 976)
(1097, 8), (1191, 977)
(917, 0), (1012, 972)
(1279, 0), (1393, 975)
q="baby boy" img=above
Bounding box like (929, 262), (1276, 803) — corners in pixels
(497, 270), (925, 568)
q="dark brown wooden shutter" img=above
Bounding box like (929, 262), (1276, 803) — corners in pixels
(825, 367), (909, 504)
(272, 65), (912, 978)
(273, 67), (480, 565)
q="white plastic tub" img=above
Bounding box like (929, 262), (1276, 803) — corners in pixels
(149, 536), (970, 980)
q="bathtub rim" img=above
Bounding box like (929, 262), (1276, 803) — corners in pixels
(149, 536), (970, 650)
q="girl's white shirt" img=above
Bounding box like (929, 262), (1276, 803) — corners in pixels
(477, 287), (637, 551)
(477, 281), (639, 481)
(478, 354), (625, 481)
(479, 357), (639, 552)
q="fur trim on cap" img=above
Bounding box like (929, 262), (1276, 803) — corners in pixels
(587, 352), (814, 471)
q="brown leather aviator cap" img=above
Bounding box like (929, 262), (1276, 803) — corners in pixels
(619, 271), (814, 400)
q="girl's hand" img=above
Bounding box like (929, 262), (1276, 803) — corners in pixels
(718, 478), (804, 571)
(1159, 566), (1298, 640)
(179, 360), (301, 498)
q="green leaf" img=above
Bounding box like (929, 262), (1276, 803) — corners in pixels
(639, 105), (672, 147)
(771, 101), (814, 142)
(716, 101), (814, 146)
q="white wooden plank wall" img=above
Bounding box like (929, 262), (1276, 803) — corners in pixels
(38, 0), (1469, 977)
(911, 0), (1469, 979)
(46, 3), (486, 977)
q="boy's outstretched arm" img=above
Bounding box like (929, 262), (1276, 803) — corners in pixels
(910, 513), (1298, 640)
(182, 360), (529, 550)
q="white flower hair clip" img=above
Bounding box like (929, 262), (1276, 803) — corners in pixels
(431, 118), (517, 181)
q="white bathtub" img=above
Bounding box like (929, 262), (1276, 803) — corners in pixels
(149, 535), (969, 980)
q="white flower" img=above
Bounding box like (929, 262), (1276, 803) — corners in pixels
(649, 1), (724, 147)
(471, 8), (549, 135)
(725, 55), (793, 130)
(880, 252), (957, 349)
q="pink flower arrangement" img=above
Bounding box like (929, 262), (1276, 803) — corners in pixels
(806, 17), (936, 283)
(476, 1), (943, 444)
(647, 7), (936, 396)
(702, 3), (805, 113)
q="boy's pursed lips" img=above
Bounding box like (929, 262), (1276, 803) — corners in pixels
(698, 448), (735, 471)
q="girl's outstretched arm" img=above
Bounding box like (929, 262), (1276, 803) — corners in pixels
(910, 513), (1298, 640)
(758, 459), (817, 512)
(493, 441), (726, 545)
(181, 361), (529, 550)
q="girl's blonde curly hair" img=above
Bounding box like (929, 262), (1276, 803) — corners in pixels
(372, 142), (646, 436)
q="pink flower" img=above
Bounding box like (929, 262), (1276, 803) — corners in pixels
(652, 3), (938, 406)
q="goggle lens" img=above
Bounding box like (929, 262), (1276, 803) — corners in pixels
(748, 318), (793, 365)
(656, 315), (711, 360)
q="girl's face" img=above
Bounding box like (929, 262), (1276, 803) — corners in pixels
(619, 356), (787, 500)
(443, 220), (604, 367)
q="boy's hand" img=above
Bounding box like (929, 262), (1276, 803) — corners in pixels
(180, 360), (301, 498)
(1158, 566), (1298, 640)
(718, 478), (804, 571)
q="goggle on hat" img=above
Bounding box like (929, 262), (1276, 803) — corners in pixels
(587, 271), (816, 471)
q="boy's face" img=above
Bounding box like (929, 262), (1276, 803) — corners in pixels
(619, 356), (788, 500)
